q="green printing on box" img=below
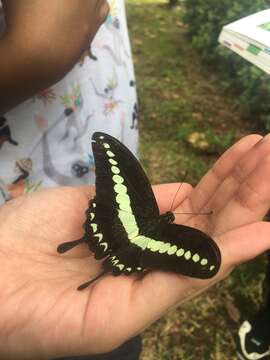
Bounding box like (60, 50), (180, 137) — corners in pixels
(247, 44), (261, 55)
(259, 22), (270, 32)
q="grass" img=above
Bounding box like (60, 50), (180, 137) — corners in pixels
(126, 1), (267, 359)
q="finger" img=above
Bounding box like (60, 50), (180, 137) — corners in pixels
(207, 133), (270, 215)
(153, 183), (193, 214)
(218, 221), (270, 267)
(188, 134), (262, 212)
(214, 153), (270, 235)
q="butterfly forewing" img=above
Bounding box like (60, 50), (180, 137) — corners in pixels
(86, 132), (158, 264)
(92, 132), (159, 226)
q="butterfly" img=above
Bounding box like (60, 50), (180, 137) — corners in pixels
(57, 132), (221, 290)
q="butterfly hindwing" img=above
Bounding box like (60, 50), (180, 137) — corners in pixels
(139, 223), (221, 279)
(84, 197), (131, 259)
(84, 198), (111, 259)
(102, 245), (145, 276)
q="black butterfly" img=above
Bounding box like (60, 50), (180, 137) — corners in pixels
(57, 132), (221, 290)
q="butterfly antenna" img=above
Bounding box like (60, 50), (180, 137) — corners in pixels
(170, 172), (213, 216)
(57, 238), (86, 254)
(170, 171), (188, 212)
(77, 270), (108, 291)
(174, 210), (213, 216)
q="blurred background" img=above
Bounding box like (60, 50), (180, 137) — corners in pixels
(126, 0), (270, 359)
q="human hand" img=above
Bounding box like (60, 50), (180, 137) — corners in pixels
(1, 134), (270, 359)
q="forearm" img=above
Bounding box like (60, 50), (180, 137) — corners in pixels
(0, 37), (70, 114)
(0, 0), (109, 114)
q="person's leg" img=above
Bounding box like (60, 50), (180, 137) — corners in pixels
(55, 335), (142, 360)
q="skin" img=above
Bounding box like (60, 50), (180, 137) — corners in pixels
(1, 134), (270, 359)
(0, 0), (109, 114)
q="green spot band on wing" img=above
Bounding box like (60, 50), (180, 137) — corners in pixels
(120, 203), (132, 212)
(176, 248), (185, 257)
(114, 184), (127, 194)
(201, 258), (208, 266)
(106, 150), (115, 157)
(192, 254), (200, 263)
(113, 175), (124, 184)
(103, 143), (110, 149)
(132, 235), (148, 249)
(109, 159), (118, 165)
(111, 166), (120, 174)
(91, 223), (98, 233)
(168, 245), (177, 255)
(184, 251), (191, 260)
(158, 242), (171, 253)
(116, 193), (133, 213)
(129, 230), (140, 239)
(116, 193), (130, 206)
(118, 210), (136, 223)
(118, 210), (139, 238)
(107, 146), (139, 235)
(147, 240), (163, 252)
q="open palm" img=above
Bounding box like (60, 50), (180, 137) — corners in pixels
(1, 134), (270, 360)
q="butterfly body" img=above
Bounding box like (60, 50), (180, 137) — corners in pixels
(57, 132), (221, 289)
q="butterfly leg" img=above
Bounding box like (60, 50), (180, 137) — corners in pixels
(77, 270), (108, 291)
